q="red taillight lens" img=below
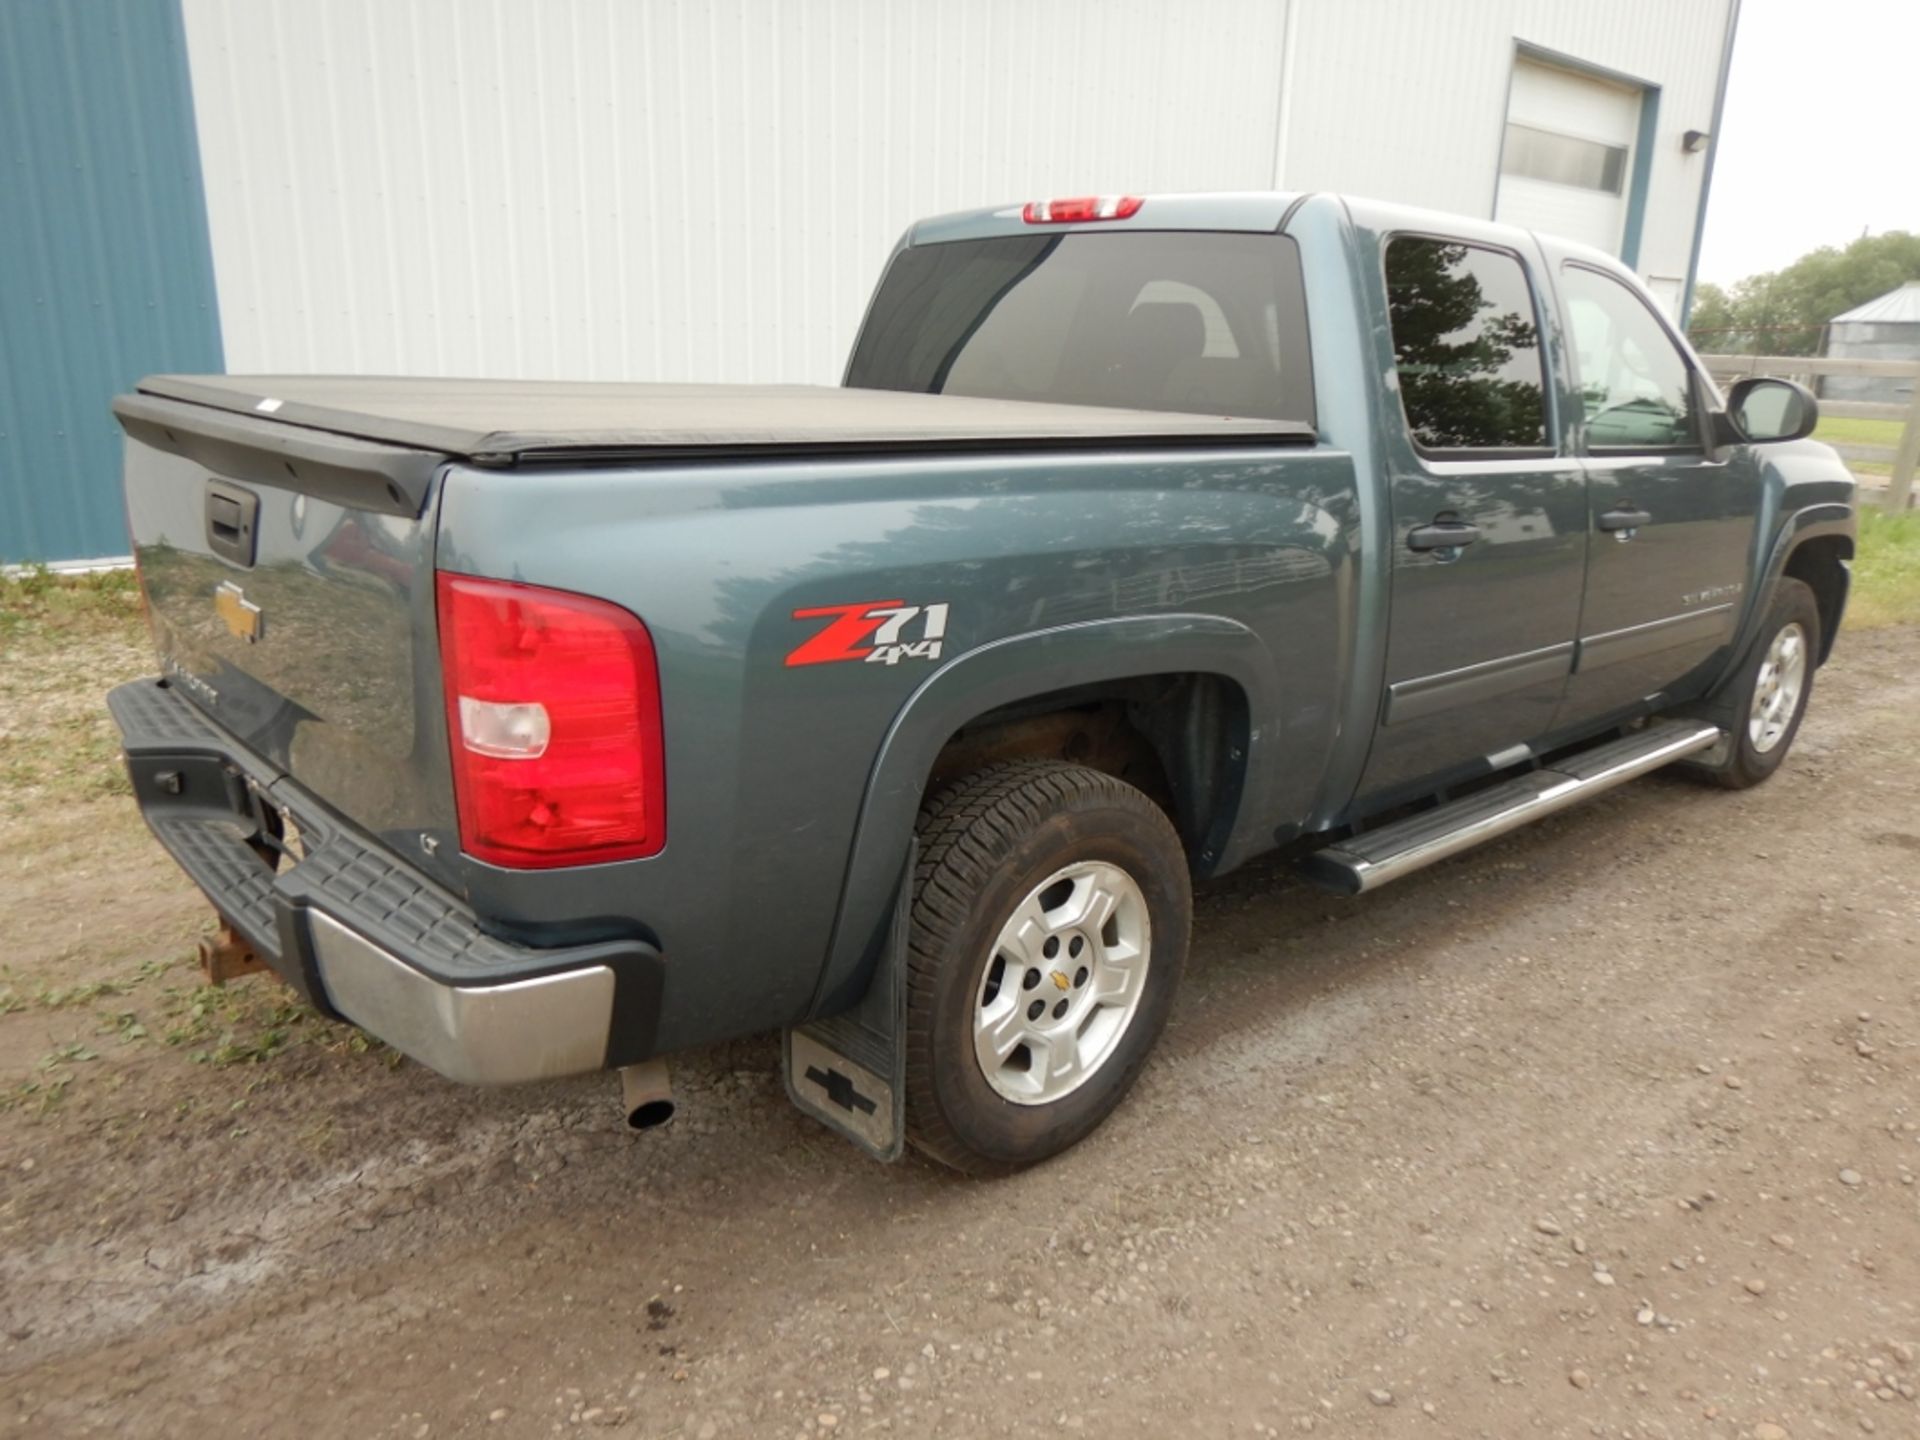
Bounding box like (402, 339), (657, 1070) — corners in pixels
(436, 572), (665, 868)
(1021, 195), (1144, 224)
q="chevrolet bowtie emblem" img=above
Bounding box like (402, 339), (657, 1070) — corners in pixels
(215, 581), (263, 643)
(1051, 971), (1071, 991)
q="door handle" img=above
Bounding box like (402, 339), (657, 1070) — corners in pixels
(1597, 507), (1652, 532)
(1407, 520), (1482, 552)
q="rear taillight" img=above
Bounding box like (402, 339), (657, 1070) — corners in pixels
(436, 572), (665, 868)
(1021, 195), (1144, 224)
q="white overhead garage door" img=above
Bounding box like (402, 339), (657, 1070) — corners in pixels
(1495, 56), (1642, 255)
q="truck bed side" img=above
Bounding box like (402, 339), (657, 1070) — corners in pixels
(438, 443), (1363, 1045)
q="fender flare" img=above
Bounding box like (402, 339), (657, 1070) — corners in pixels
(1716, 502), (1854, 687)
(805, 613), (1282, 1016)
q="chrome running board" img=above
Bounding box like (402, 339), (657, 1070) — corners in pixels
(1301, 721), (1723, 897)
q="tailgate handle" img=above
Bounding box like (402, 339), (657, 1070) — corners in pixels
(205, 481), (260, 566)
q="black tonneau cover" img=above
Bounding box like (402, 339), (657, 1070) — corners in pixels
(132, 375), (1312, 463)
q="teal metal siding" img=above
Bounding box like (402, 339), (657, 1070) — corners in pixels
(0, 0), (222, 563)
(1618, 84), (1660, 271)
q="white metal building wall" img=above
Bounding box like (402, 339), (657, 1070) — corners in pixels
(180, 0), (1291, 383)
(180, 0), (1733, 386)
(1277, 0), (1733, 293)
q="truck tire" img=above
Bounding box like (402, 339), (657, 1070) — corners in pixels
(904, 761), (1191, 1174)
(1680, 576), (1821, 790)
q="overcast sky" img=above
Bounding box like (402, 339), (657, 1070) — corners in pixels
(1695, 0), (1919, 285)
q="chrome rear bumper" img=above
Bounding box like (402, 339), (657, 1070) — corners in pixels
(109, 678), (663, 1085)
(307, 912), (617, 1083)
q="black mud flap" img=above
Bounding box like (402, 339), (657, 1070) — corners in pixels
(783, 842), (913, 1162)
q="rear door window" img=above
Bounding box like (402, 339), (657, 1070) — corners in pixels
(1383, 236), (1551, 455)
(846, 232), (1314, 425)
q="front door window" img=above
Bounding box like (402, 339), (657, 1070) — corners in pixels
(1559, 265), (1700, 451)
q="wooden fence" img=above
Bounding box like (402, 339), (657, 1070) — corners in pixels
(1698, 354), (1919, 511)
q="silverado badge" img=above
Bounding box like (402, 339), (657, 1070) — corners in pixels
(215, 580), (263, 643)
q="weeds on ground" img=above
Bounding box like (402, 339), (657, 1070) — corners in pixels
(0, 954), (174, 1015)
(0, 563), (142, 642)
(1848, 508), (1920, 630)
(0, 567), (148, 813)
(0, 1040), (101, 1117)
(31, 978), (130, 1009)
(162, 982), (315, 1066)
(156, 976), (400, 1070)
(0, 942), (400, 1119)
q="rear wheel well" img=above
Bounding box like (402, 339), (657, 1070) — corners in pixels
(925, 674), (1249, 865)
(1782, 535), (1852, 663)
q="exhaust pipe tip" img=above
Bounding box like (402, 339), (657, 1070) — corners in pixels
(627, 1097), (677, 1130)
(619, 1059), (675, 1131)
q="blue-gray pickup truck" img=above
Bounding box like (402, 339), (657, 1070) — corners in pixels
(109, 192), (1855, 1172)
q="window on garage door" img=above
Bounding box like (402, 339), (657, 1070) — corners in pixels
(1501, 123), (1627, 194)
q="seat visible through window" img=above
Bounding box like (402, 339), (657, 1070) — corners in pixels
(1108, 302), (1205, 411)
(845, 231), (1317, 425)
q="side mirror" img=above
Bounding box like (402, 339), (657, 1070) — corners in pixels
(1724, 376), (1818, 444)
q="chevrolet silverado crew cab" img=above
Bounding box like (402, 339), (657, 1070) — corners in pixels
(109, 192), (1855, 1172)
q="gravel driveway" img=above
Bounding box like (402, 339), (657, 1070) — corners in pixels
(2, 625), (1916, 1439)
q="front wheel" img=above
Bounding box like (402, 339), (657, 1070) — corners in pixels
(904, 761), (1191, 1174)
(1681, 576), (1821, 789)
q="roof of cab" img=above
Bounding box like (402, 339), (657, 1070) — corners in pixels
(908, 191), (1307, 246)
(904, 189), (1638, 284)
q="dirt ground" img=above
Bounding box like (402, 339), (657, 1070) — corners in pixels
(2, 614), (1917, 1440)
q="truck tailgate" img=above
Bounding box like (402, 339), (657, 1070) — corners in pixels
(114, 393), (455, 859)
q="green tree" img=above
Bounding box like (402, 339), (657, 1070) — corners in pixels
(1384, 240), (1546, 449)
(1687, 280), (1737, 340)
(1686, 231), (1920, 356)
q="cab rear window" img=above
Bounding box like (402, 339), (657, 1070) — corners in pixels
(846, 232), (1314, 426)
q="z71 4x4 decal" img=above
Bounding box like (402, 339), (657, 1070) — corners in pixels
(786, 600), (950, 667)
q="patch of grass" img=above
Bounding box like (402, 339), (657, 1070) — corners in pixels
(0, 944), (355, 1119)
(1, 954), (181, 1015)
(1813, 415), (1904, 449)
(1813, 415), (1904, 479)
(157, 972), (406, 1069)
(0, 1075), (73, 1116)
(0, 565), (142, 641)
(0, 568), (151, 815)
(0, 1040), (101, 1116)
(1848, 508), (1920, 629)
(101, 1009), (149, 1045)
(160, 979), (322, 1066)
(2, 937), (396, 1120)
(33, 978), (128, 1009)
